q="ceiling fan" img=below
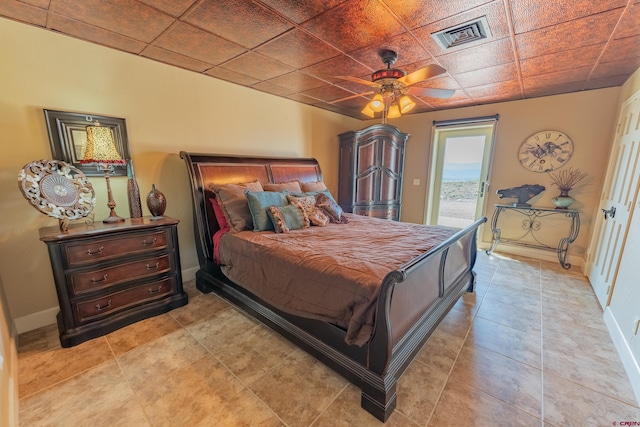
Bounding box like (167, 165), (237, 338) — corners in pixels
(333, 48), (455, 119)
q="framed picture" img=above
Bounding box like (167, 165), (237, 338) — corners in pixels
(44, 109), (131, 176)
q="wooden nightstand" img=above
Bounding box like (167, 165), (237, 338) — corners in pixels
(39, 216), (188, 347)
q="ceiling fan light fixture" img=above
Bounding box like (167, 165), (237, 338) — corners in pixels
(361, 103), (375, 118)
(370, 93), (385, 112)
(387, 103), (401, 119)
(398, 95), (416, 114)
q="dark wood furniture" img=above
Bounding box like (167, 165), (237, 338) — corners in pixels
(181, 152), (485, 422)
(40, 217), (188, 347)
(338, 124), (409, 221)
(486, 204), (580, 269)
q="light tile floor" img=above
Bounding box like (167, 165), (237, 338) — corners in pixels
(18, 251), (640, 426)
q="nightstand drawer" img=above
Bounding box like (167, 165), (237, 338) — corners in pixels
(73, 276), (176, 324)
(69, 254), (173, 296)
(63, 229), (170, 267)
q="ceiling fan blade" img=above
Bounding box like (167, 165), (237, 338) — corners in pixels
(335, 75), (378, 86)
(398, 64), (447, 86)
(408, 86), (455, 99)
(330, 91), (375, 103)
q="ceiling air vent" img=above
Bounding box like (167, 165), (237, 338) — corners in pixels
(431, 16), (492, 50)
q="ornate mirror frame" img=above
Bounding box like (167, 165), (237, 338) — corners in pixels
(44, 109), (131, 176)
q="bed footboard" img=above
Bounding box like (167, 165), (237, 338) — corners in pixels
(363, 217), (486, 421)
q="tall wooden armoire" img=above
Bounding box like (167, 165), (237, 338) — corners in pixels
(338, 124), (409, 221)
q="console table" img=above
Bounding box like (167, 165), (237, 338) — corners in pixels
(486, 204), (580, 269)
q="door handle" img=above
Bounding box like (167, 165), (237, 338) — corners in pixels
(601, 206), (616, 220)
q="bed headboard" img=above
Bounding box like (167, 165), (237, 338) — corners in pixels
(180, 152), (324, 270)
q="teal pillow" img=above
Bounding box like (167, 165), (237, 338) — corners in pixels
(245, 190), (289, 231)
(267, 204), (310, 233)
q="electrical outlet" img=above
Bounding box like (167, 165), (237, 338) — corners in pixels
(413, 178), (420, 186)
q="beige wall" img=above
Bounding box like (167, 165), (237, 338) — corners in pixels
(0, 18), (358, 324)
(363, 88), (620, 263)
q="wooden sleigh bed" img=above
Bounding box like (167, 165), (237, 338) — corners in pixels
(181, 152), (486, 422)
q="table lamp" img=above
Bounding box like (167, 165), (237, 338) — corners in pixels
(81, 124), (126, 223)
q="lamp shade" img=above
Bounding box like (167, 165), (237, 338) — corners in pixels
(370, 93), (385, 112)
(387, 103), (401, 119)
(398, 95), (416, 114)
(361, 103), (376, 118)
(82, 126), (125, 165)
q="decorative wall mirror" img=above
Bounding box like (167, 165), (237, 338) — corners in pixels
(44, 109), (130, 176)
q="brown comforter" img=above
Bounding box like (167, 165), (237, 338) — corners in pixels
(218, 214), (456, 346)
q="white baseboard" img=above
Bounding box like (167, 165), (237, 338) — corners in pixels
(14, 266), (201, 334)
(477, 242), (584, 272)
(604, 307), (640, 406)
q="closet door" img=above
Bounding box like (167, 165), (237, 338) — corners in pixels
(587, 91), (640, 308)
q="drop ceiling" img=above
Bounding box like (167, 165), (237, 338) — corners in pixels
(2, 0), (639, 119)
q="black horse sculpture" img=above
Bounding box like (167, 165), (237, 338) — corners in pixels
(496, 184), (545, 207)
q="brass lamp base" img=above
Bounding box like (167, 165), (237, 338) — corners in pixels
(102, 165), (125, 224)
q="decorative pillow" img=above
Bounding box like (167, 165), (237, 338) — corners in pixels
(307, 208), (330, 226)
(263, 180), (302, 193)
(245, 190), (289, 231)
(316, 193), (348, 224)
(209, 198), (229, 232)
(287, 194), (329, 226)
(209, 180), (263, 233)
(267, 203), (310, 233)
(300, 180), (327, 192)
(291, 189), (336, 202)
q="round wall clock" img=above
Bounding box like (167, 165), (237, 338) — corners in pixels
(518, 130), (574, 172)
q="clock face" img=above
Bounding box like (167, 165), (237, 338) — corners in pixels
(518, 130), (573, 172)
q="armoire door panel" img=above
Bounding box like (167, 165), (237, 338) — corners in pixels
(338, 124), (408, 221)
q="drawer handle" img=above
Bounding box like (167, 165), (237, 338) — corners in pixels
(90, 274), (108, 284)
(86, 246), (104, 256)
(141, 238), (157, 246)
(146, 262), (160, 270)
(95, 300), (112, 311)
(148, 285), (162, 295)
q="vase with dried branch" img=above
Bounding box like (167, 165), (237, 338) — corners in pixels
(548, 167), (588, 209)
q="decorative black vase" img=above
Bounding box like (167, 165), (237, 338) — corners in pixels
(126, 160), (143, 218)
(146, 184), (166, 219)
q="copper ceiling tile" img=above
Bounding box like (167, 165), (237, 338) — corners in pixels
(612, 3), (640, 39)
(268, 71), (328, 92)
(383, 0), (490, 31)
(524, 81), (585, 98)
(221, 52), (294, 80)
(591, 58), (640, 79)
(600, 36), (640, 63)
(22, 0), (50, 8)
(437, 38), (514, 74)
(413, 1), (510, 57)
(183, 0), (292, 49)
(48, 14), (147, 53)
(452, 63), (518, 88)
(49, 0), (175, 43)
(301, 0), (405, 53)
(286, 92), (324, 104)
(302, 54), (373, 83)
(141, 45), (212, 72)
(465, 79), (522, 99)
(137, 0), (198, 17)
(520, 44), (605, 77)
(584, 75), (630, 89)
(255, 28), (341, 69)
(301, 84), (356, 102)
(347, 32), (433, 70)
(523, 66), (592, 91)
(509, 0), (627, 34)
(257, 0), (346, 24)
(515, 10), (621, 59)
(205, 67), (260, 86)
(154, 22), (246, 65)
(252, 80), (295, 97)
(0, 1), (47, 26)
